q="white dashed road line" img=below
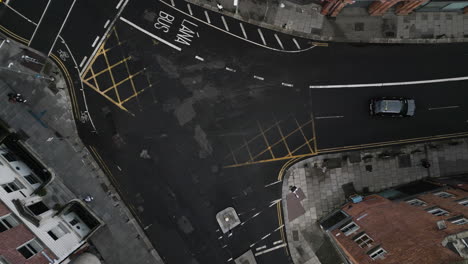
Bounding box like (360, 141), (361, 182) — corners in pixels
(255, 243), (287, 256)
(187, 3), (193, 15)
(428, 105), (460, 110)
(273, 240), (283, 245)
(225, 67), (236, 72)
(91, 36), (100, 47)
(115, 0), (124, 9)
(253, 75), (264, 81)
(274, 34), (284, 50)
(264, 180), (281, 187)
(309, 76), (468, 88)
(195, 55), (204, 61)
(257, 28), (266, 45)
(79, 56), (88, 68)
(315, 115), (344, 119)
(120, 17), (182, 51)
(204, 10), (211, 24)
(293, 38), (300, 49)
(239, 23), (248, 39)
(221, 16), (229, 31)
(281, 82), (293, 87)
(256, 245), (267, 251)
(104, 19), (110, 28)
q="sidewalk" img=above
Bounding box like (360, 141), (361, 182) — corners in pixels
(187, 0), (468, 43)
(0, 37), (164, 263)
(281, 139), (468, 264)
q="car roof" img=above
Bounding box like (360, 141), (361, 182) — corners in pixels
(374, 99), (404, 113)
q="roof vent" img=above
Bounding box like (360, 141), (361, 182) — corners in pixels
(437, 220), (447, 230)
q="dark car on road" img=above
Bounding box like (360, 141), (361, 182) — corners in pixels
(370, 97), (416, 117)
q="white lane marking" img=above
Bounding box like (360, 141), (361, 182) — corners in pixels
(159, 0), (316, 53)
(227, 258), (233, 262)
(0, 40), (5, 49)
(269, 199), (282, 207)
(170, 0), (175, 6)
(256, 245), (266, 251)
(264, 180), (281, 187)
(274, 224), (284, 231)
(116, 0), (124, 9)
(254, 243), (287, 256)
(79, 56), (88, 67)
(104, 19), (111, 28)
(195, 55), (204, 61)
(428, 105), (460, 110)
(252, 212), (260, 218)
(225, 67), (236, 72)
(204, 11), (211, 24)
(4, 4), (37, 25)
(309, 76), (468, 88)
(253, 75), (264, 81)
(274, 34), (284, 50)
(120, 17), (181, 51)
(48, 0), (77, 56)
(261, 233), (271, 240)
(293, 38), (300, 49)
(91, 36), (100, 47)
(80, 0), (129, 76)
(257, 29), (266, 45)
(29, 0), (52, 44)
(221, 16), (229, 31)
(240, 23), (247, 39)
(315, 115), (344, 119)
(281, 82), (293, 87)
(273, 240), (283, 245)
(187, 3), (193, 15)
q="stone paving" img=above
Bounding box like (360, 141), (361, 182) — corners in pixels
(189, 0), (468, 43)
(0, 36), (163, 264)
(282, 139), (468, 264)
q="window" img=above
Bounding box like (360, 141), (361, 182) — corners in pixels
(2, 179), (24, 193)
(406, 198), (427, 207)
(27, 201), (49, 216)
(427, 207), (449, 216)
(0, 214), (19, 232)
(0, 256), (11, 264)
(47, 223), (69, 240)
(450, 216), (468, 225)
(458, 198), (468, 206)
(340, 221), (360, 236)
(23, 174), (40, 185)
(368, 247), (387, 260)
(2, 152), (16, 162)
(17, 239), (43, 259)
(434, 191), (454, 198)
(354, 233), (374, 248)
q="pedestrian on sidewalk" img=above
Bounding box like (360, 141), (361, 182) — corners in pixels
(216, 1), (223, 11)
(83, 195), (94, 203)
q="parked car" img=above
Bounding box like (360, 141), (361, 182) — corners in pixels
(370, 97), (416, 117)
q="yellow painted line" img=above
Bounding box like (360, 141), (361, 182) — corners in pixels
(0, 24), (29, 44)
(295, 118), (314, 154)
(258, 121), (275, 159)
(82, 78), (130, 112)
(84, 56), (131, 82)
(119, 89), (145, 104)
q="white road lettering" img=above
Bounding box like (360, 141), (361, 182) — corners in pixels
(174, 19), (198, 46)
(154, 11), (175, 33)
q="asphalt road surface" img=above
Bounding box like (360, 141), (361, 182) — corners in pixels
(2, 1), (468, 264)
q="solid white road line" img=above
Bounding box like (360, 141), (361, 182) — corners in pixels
(309, 76), (468, 89)
(254, 243), (287, 256)
(261, 233), (271, 240)
(273, 240), (283, 245)
(48, 0), (77, 56)
(29, 0), (52, 44)
(221, 16), (229, 31)
(120, 17), (181, 51)
(225, 67), (236, 72)
(187, 3), (193, 15)
(281, 82), (293, 87)
(293, 38), (300, 49)
(204, 10), (211, 24)
(315, 115), (344, 119)
(104, 19), (111, 28)
(91, 36), (100, 47)
(115, 0), (124, 9)
(274, 34), (284, 50)
(428, 105), (460, 110)
(253, 75), (264, 81)
(264, 180), (281, 187)
(195, 55), (204, 61)
(79, 56), (88, 67)
(257, 29), (266, 45)
(240, 23), (248, 39)
(4, 4), (37, 25)
(269, 199), (282, 207)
